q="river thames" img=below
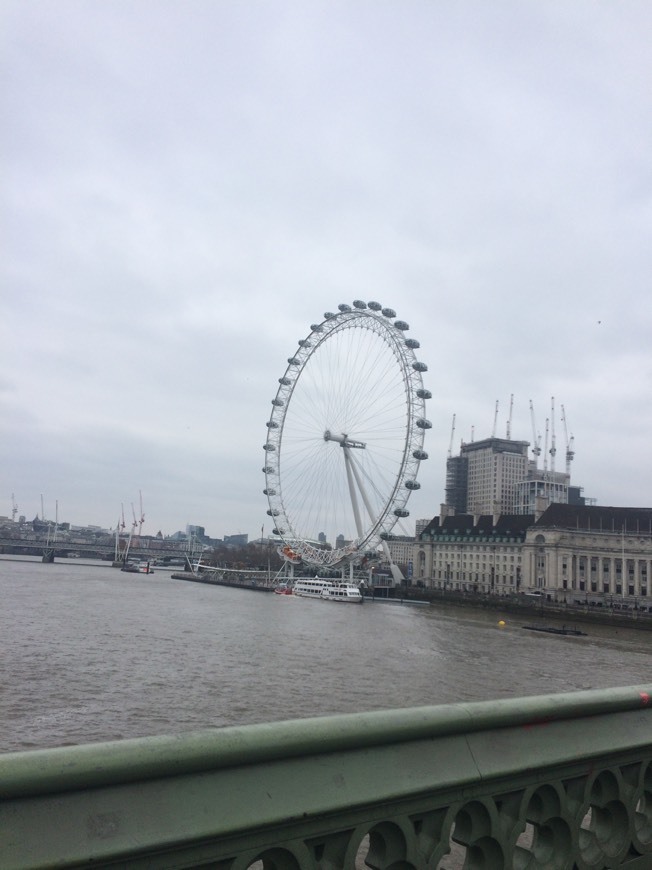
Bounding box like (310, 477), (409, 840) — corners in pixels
(2, 555), (651, 753)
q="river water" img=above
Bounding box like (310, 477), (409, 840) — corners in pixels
(2, 556), (651, 753)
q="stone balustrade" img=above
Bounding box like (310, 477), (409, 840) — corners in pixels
(1, 686), (651, 869)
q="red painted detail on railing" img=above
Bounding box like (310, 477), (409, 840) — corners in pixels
(522, 716), (554, 730)
(640, 692), (650, 706)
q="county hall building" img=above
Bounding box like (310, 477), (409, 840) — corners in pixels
(522, 503), (652, 605)
(414, 504), (652, 608)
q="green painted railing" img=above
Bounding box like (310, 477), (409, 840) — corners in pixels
(1, 686), (651, 869)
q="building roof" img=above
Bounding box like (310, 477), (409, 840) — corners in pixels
(420, 513), (534, 539)
(460, 437), (529, 455)
(535, 504), (652, 534)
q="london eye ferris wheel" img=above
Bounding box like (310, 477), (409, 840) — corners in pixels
(263, 301), (431, 569)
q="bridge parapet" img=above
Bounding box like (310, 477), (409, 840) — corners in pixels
(1, 686), (651, 868)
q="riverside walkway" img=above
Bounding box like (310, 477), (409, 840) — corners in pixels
(1, 686), (651, 868)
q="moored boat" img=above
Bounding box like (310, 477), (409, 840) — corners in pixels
(321, 583), (363, 604)
(292, 577), (363, 604)
(121, 561), (155, 574)
(292, 577), (332, 599)
(522, 624), (586, 636)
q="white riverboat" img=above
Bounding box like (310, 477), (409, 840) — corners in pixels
(121, 560), (155, 575)
(292, 577), (363, 604)
(321, 583), (364, 604)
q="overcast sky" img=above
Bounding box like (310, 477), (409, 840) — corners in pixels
(2, 1), (650, 538)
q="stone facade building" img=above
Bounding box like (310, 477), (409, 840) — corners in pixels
(385, 536), (418, 573)
(415, 512), (533, 594)
(412, 503), (652, 607)
(522, 504), (652, 607)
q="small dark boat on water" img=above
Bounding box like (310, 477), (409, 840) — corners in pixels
(522, 624), (587, 636)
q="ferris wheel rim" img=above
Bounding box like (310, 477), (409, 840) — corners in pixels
(263, 302), (431, 567)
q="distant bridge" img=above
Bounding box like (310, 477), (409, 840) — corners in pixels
(0, 536), (198, 564)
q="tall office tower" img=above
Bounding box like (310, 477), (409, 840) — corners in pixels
(459, 437), (530, 516)
(415, 518), (431, 538)
(515, 467), (570, 515)
(445, 454), (468, 514)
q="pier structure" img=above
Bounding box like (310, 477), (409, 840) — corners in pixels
(2, 686), (651, 868)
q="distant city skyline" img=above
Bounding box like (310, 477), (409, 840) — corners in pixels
(1, 394), (643, 539)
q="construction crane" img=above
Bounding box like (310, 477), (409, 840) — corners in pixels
(138, 490), (145, 537)
(491, 400), (499, 438)
(561, 404), (575, 475)
(549, 396), (557, 474)
(529, 400), (542, 467)
(447, 414), (456, 458)
(131, 503), (139, 536)
(506, 394), (514, 439)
